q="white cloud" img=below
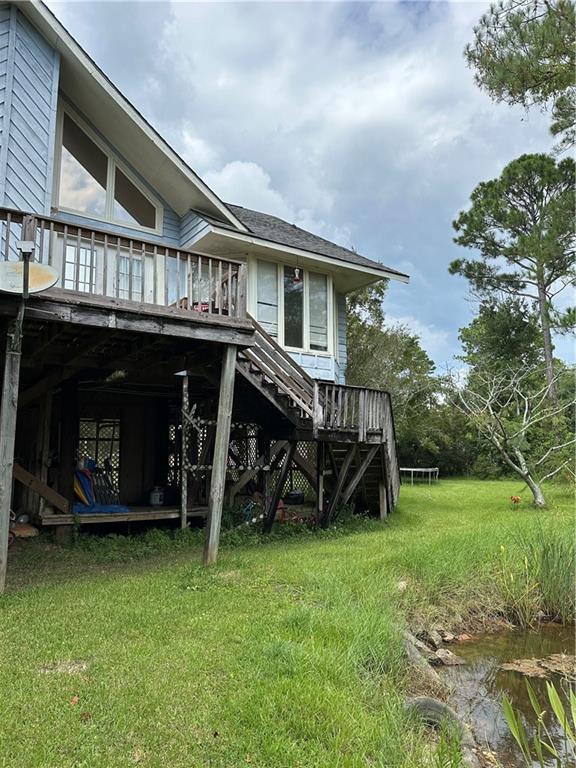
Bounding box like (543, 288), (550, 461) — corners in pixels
(386, 314), (452, 363)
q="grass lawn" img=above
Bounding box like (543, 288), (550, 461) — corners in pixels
(0, 479), (573, 768)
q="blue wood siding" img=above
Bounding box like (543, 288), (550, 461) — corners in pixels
(0, 7), (59, 214)
(335, 292), (347, 384)
(180, 209), (211, 248)
(289, 351), (336, 382)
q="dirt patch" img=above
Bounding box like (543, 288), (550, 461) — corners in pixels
(500, 653), (575, 681)
(39, 660), (88, 675)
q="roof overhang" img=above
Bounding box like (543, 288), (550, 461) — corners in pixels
(192, 226), (410, 293)
(20, 1), (248, 228)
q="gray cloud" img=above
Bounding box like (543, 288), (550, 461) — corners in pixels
(48, 1), (566, 365)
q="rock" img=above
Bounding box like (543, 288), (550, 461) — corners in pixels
(434, 648), (465, 666)
(425, 629), (443, 649)
(441, 631), (456, 643)
(456, 633), (472, 642)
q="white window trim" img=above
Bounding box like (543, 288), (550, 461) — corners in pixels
(251, 256), (334, 356)
(53, 102), (163, 236)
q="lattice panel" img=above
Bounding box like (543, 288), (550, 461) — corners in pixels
(78, 417), (121, 491)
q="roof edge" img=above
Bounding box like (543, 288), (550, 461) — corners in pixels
(22, 0), (249, 232)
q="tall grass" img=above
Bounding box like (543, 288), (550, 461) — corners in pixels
(497, 525), (575, 626)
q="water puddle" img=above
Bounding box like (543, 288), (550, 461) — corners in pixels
(439, 625), (575, 768)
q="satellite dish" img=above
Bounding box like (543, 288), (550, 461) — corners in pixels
(0, 261), (58, 294)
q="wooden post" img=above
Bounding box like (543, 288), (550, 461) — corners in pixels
(37, 391), (52, 520)
(379, 481), (388, 521)
(315, 441), (325, 524)
(57, 379), (78, 513)
(180, 373), (189, 529)
(262, 441), (296, 533)
(0, 307), (24, 594)
(203, 345), (236, 566)
(322, 444), (357, 528)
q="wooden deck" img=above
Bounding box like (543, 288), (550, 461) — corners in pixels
(40, 506), (208, 526)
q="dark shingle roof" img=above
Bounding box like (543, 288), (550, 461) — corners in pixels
(221, 204), (408, 279)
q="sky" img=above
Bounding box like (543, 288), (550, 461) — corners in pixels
(47, 0), (568, 368)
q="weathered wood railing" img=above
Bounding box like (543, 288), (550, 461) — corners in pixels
(0, 208), (247, 320)
(240, 321), (316, 418)
(313, 381), (394, 442)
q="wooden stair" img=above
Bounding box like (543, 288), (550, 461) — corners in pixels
(235, 318), (401, 519)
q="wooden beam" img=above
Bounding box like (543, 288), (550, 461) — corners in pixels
(321, 444), (357, 528)
(292, 448), (317, 491)
(12, 463), (69, 514)
(203, 345), (237, 566)
(262, 441), (296, 533)
(341, 445), (379, 507)
(379, 481), (388, 521)
(57, 379), (78, 514)
(0, 304), (24, 594)
(180, 373), (189, 529)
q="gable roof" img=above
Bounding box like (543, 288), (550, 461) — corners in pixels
(225, 205), (410, 281)
(21, 1), (247, 229)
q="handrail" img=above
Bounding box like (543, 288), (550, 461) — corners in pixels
(313, 381), (393, 441)
(0, 207), (247, 320)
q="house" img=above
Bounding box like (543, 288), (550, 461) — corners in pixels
(0, 0), (409, 589)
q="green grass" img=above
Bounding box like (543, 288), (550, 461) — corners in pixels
(1, 479), (573, 768)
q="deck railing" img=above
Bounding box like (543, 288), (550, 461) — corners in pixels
(0, 208), (247, 320)
(313, 381), (394, 441)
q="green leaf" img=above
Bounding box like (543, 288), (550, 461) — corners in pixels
(526, 679), (544, 718)
(547, 681), (574, 743)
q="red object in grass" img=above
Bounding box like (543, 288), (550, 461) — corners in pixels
(510, 496), (521, 506)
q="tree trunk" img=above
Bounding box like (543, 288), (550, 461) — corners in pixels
(537, 281), (557, 402)
(524, 474), (546, 508)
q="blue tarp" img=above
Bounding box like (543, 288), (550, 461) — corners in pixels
(73, 503), (130, 515)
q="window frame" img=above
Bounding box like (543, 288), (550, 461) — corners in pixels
(53, 103), (163, 236)
(252, 257), (334, 356)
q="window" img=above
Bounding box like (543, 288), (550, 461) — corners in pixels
(64, 243), (95, 293)
(283, 266), (303, 348)
(309, 272), (328, 351)
(57, 109), (160, 232)
(257, 260), (279, 337)
(118, 254), (143, 302)
(255, 260), (331, 353)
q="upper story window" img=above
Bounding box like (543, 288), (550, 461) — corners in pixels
(56, 108), (161, 233)
(256, 260), (331, 354)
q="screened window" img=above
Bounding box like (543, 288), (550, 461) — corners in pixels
(57, 109), (160, 232)
(256, 260), (279, 337)
(309, 272), (328, 351)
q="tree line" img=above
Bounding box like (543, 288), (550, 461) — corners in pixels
(347, 0), (575, 505)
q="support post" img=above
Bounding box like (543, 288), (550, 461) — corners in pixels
(180, 373), (189, 529)
(0, 307), (24, 593)
(379, 481), (388, 521)
(203, 345), (236, 566)
(315, 442), (325, 524)
(262, 441), (296, 533)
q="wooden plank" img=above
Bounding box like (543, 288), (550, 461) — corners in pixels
(262, 441), (296, 533)
(12, 462), (69, 513)
(379, 481), (388, 521)
(40, 507), (209, 526)
(315, 441), (325, 524)
(203, 344), (237, 566)
(341, 445), (379, 507)
(0, 304), (24, 593)
(321, 444), (357, 528)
